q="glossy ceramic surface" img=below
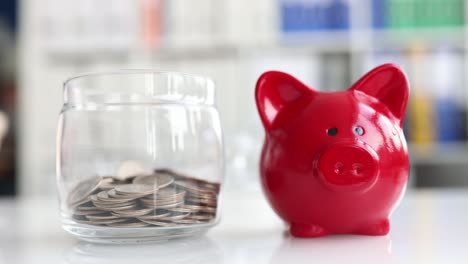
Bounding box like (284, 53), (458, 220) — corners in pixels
(255, 64), (410, 237)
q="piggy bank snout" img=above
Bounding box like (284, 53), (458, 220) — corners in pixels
(316, 142), (379, 188)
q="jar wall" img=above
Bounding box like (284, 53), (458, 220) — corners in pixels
(56, 72), (223, 243)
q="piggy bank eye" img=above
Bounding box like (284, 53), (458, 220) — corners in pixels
(354, 126), (364, 136)
(327, 127), (338, 136)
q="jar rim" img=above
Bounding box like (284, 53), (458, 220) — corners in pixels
(64, 69), (214, 87)
(63, 69), (216, 107)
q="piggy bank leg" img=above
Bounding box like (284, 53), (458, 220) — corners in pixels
(353, 219), (390, 236)
(290, 223), (328, 238)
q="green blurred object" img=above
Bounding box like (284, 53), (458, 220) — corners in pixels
(387, 0), (464, 28)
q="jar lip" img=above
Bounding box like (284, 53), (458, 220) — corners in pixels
(63, 69), (216, 107)
(64, 69), (214, 87)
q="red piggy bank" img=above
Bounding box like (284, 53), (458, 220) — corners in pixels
(255, 64), (410, 237)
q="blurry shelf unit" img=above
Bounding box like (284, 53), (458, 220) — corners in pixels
(19, 0), (468, 195)
(409, 143), (468, 165)
(370, 27), (466, 51)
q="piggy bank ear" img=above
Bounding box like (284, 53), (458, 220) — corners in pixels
(351, 64), (410, 127)
(255, 71), (316, 130)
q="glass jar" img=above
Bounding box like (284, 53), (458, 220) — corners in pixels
(56, 71), (224, 243)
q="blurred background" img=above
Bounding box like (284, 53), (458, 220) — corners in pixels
(0, 0), (466, 197)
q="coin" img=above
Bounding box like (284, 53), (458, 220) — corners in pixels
(86, 214), (121, 220)
(96, 203), (137, 211)
(115, 160), (151, 181)
(159, 212), (190, 221)
(143, 201), (183, 209)
(73, 209), (105, 216)
(91, 195), (137, 207)
(140, 195), (185, 203)
(114, 184), (157, 195)
(174, 180), (216, 195)
(69, 168), (220, 229)
(92, 201), (137, 209)
(140, 199), (182, 207)
(186, 198), (217, 206)
(139, 219), (177, 227)
(106, 189), (144, 200)
(132, 173), (174, 189)
(137, 210), (171, 220)
(76, 204), (99, 211)
(86, 218), (128, 225)
(144, 187), (186, 199)
(97, 190), (138, 202)
(68, 176), (102, 207)
(167, 207), (198, 213)
(188, 214), (215, 221)
(111, 208), (155, 217)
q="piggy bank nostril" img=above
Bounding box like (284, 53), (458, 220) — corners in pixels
(334, 162), (344, 174)
(352, 163), (363, 176)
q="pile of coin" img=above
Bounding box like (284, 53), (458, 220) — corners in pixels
(68, 169), (220, 228)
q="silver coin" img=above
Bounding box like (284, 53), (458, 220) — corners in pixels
(115, 160), (150, 181)
(92, 201), (137, 209)
(139, 219), (177, 227)
(142, 201), (183, 209)
(114, 184), (157, 195)
(140, 197), (184, 205)
(132, 173), (174, 189)
(76, 205), (99, 211)
(86, 218), (128, 225)
(174, 180), (215, 195)
(70, 197), (92, 209)
(187, 192), (218, 200)
(86, 214), (121, 220)
(197, 207), (217, 214)
(97, 190), (138, 202)
(98, 178), (116, 190)
(91, 194), (136, 204)
(140, 201), (180, 207)
(182, 204), (208, 210)
(137, 211), (171, 220)
(143, 188), (186, 200)
(111, 207), (155, 217)
(168, 207), (198, 213)
(159, 212), (190, 221)
(91, 197), (137, 208)
(68, 176), (102, 207)
(202, 182), (221, 191)
(173, 205), (217, 214)
(186, 198), (217, 206)
(107, 189), (143, 200)
(97, 204), (137, 211)
(73, 210), (105, 216)
(188, 214), (215, 221)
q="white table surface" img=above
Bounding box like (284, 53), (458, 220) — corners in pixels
(0, 189), (467, 264)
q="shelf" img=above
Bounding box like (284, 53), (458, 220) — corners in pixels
(409, 142), (468, 165)
(371, 27), (466, 50)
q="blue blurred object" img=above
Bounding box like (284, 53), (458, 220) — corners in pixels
(327, 0), (350, 29)
(280, 0), (350, 32)
(432, 47), (465, 143)
(0, 0), (16, 32)
(372, 0), (386, 28)
(435, 99), (464, 142)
